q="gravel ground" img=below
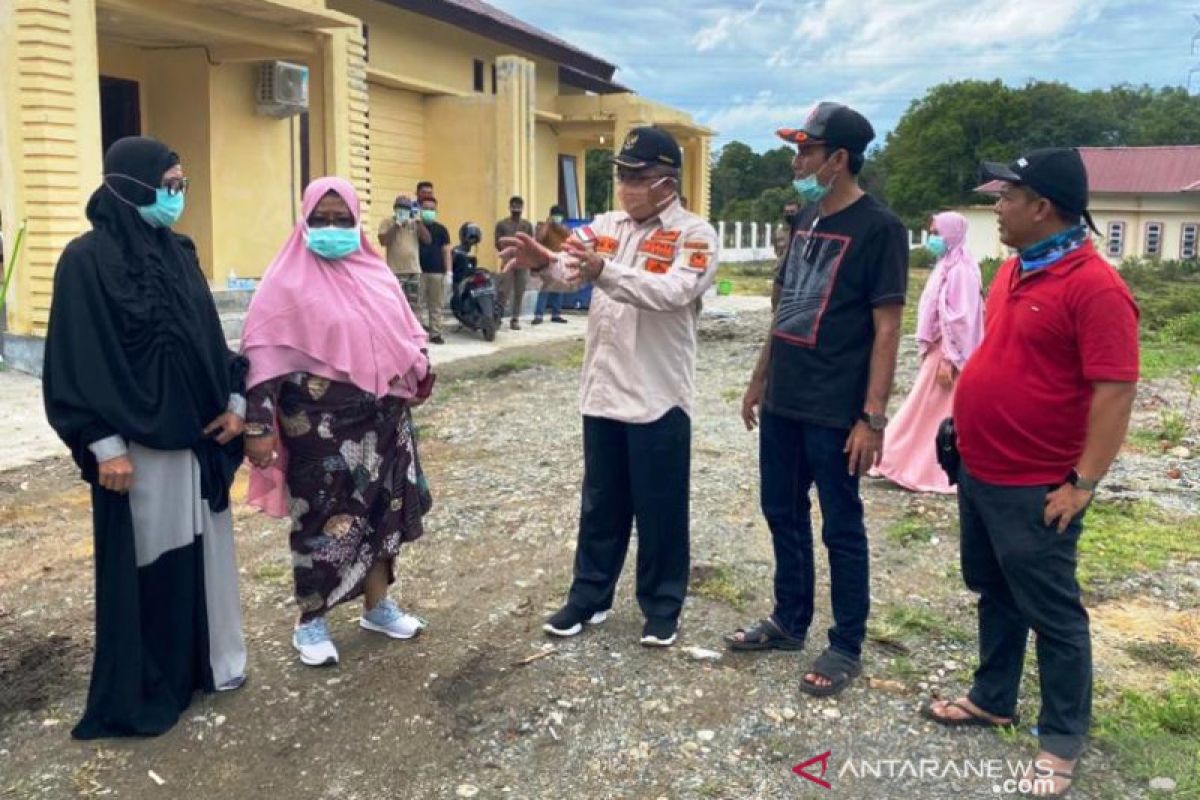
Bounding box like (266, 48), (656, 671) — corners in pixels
(0, 307), (1195, 800)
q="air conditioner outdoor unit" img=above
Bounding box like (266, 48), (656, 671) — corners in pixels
(256, 61), (309, 118)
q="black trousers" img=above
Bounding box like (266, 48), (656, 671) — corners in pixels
(959, 466), (1091, 760)
(566, 408), (691, 624)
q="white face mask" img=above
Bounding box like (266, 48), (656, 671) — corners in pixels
(618, 176), (677, 220)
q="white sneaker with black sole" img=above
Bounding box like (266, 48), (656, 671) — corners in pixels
(543, 605), (610, 637)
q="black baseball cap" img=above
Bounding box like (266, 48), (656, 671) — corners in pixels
(980, 148), (1100, 234)
(612, 126), (682, 169)
(777, 102), (875, 154)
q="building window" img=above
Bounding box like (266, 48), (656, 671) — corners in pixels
(1182, 223), (1199, 260)
(473, 59), (484, 92)
(1105, 221), (1125, 258)
(1144, 222), (1163, 257)
(491, 63), (498, 95)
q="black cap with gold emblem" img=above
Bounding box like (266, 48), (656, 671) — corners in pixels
(612, 126), (682, 170)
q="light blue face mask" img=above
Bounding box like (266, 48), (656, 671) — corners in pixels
(792, 157), (835, 204)
(305, 226), (361, 260)
(137, 187), (186, 228)
(924, 235), (947, 258)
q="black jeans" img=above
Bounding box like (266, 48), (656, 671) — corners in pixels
(566, 408), (691, 624)
(759, 409), (869, 659)
(958, 466), (1091, 761)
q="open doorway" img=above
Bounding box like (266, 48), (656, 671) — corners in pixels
(99, 76), (141, 154)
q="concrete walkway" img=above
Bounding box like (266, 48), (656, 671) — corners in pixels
(0, 293), (769, 471)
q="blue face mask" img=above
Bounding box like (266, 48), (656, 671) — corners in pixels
(306, 226), (360, 260)
(792, 156), (835, 204)
(924, 235), (947, 258)
(137, 187), (185, 228)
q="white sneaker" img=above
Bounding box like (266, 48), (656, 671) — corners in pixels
(543, 605), (610, 637)
(360, 597), (426, 640)
(293, 617), (339, 666)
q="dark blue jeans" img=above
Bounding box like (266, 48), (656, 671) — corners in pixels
(759, 409), (869, 658)
(958, 465), (1091, 760)
(534, 290), (563, 319)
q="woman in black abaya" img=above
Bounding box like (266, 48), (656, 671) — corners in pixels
(43, 136), (248, 739)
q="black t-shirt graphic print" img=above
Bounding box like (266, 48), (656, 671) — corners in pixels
(765, 194), (909, 429)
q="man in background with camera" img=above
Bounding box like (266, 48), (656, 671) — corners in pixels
(378, 193), (430, 321)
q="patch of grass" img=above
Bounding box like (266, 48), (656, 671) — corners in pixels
(888, 655), (922, 682)
(1159, 409), (1191, 447)
(1093, 671), (1200, 796)
(869, 604), (972, 648)
(715, 261), (775, 296)
(1124, 641), (1200, 671)
(1126, 427), (1167, 454)
(254, 562), (291, 586)
(720, 387), (741, 403)
(886, 513), (934, 547)
(1140, 337), (1200, 380)
(554, 343), (585, 370)
(691, 564), (752, 612)
(486, 356), (538, 378)
(1079, 501), (1200, 589)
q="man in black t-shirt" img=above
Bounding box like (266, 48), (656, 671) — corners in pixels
(417, 196), (452, 344)
(727, 103), (908, 698)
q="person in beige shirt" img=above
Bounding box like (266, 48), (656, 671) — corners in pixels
(377, 194), (429, 320)
(531, 205), (570, 324)
(500, 126), (718, 648)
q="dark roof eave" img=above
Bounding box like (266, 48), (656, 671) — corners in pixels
(558, 64), (629, 95)
(375, 0), (616, 81)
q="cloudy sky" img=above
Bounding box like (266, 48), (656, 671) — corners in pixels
(491, 0), (1200, 153)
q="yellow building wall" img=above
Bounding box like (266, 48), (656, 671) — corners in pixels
(534, 121), (559, 221)
(0, 0), (104, 336)
(423, 95), (497, 264)
(208, 61), (300, 281)
(368, 82), (426, 218)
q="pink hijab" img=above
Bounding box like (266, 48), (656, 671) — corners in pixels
(916, 211), (984, 368)
(242, 176), (428, 517)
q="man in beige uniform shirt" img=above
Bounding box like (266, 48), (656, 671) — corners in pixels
(500, 126), (718, 647)
(377, 193), (429, 319)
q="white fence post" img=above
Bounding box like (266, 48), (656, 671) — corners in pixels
(734, 221), (743, 252)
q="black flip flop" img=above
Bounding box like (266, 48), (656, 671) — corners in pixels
(724, 617), (806, 652)
(919, 698), (1020, 729)
(799, 647), (862, 697)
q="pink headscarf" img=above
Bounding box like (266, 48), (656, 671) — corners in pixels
(242, 176), (428, 517)
(916, 211), (984, 369)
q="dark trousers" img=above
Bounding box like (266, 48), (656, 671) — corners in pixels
(760, 409), (869, 658)
(959, 466), (1091, 760)
(566, 408), (691, 624)
(534, 291), (563, 318)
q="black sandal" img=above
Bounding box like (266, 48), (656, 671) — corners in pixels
(724, 617), (806, 652)
(799, 647), (862, 697)
(919, 698), (1019, 729)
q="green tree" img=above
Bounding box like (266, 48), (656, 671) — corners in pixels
(585, 148), (613, 216)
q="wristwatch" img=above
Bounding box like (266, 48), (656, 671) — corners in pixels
(860, 411), (888, 432)
(1067, 469), (1099, 492)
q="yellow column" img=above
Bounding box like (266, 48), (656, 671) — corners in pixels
(320, 25), (369, 217)
(494, 55), (535, 219)
(0, 0), (103, 337)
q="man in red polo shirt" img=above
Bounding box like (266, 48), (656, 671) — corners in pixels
(920, 148), (1138, 798)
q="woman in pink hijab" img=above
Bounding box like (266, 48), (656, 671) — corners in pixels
(241, 177), (433, 667)
(872, 211), (983, 494)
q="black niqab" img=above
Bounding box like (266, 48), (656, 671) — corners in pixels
(43, 136), (246, 511)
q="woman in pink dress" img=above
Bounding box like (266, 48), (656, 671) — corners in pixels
(873, 211), (983, 494)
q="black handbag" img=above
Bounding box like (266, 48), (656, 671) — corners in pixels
(935, 417), (960, 486)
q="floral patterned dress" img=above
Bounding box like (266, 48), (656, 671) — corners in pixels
(246, 373), (429, 620)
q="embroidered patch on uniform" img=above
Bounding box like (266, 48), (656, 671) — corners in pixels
(650, 229), (682, 243)
(687, 251), (711, 272)
(573, 225), (598, 247)
(683, 239), (710, 250)
(595, 236), (619, 255)
(645, 258), (672, 274)
(638, 239), (677, 260)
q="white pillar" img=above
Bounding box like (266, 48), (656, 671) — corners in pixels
(718, 220), (726, 249)
(750, 222), (758, 250)
(734, 221), (743, 251)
